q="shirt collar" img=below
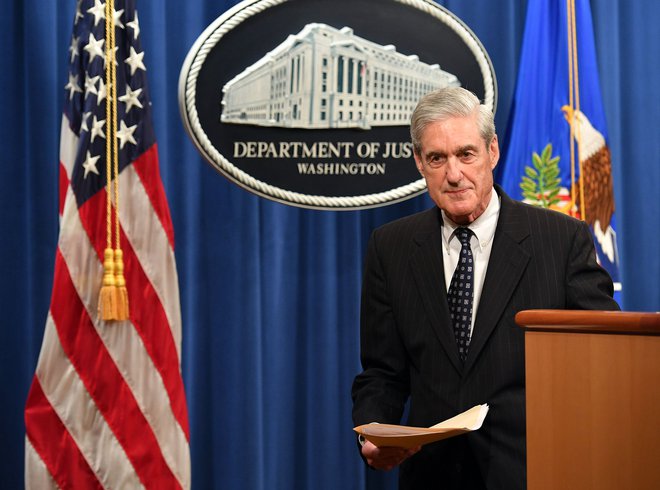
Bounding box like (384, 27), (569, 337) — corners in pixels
(441, 189), (500, 253)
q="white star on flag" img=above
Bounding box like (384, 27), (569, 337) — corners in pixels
(74, 1), (83, 24)
(125, 46), (146, 75)
(104, 45), (119, 68)
(126, 11), (140, 39)
(114, 9), (125, 29)
(87, 0), (105, 26)
(119, 86), (143, 113)
(84, 75), (99, 98)
(96, 78), (107, 106)
(82, 150), (100, 178)
(69, 36), (79, 63)
(90, 115), (106, 143)
(80, 111), (91, 133)
(64, 73), (82, 99)
(84, 33), (105, 62)
(116, 120), (137, 149)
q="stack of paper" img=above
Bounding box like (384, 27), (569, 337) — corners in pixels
(353, 404), (489, 449)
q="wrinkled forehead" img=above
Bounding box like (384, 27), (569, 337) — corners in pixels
(419, 115), (485, 149)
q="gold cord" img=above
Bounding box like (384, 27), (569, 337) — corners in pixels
(99, 0), (129, 320)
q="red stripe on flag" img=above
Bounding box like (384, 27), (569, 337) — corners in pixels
(59, 162), (69, 217)
(132, 144), (175, 248)
(121, 227), (191, 439)
(50, 250), (181, 489)
(77, 186), (190, 439)
(25, 376), (104, 490)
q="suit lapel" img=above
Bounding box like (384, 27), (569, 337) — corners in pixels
(464, 189), (531, 373)
(409, 208), (464, 373)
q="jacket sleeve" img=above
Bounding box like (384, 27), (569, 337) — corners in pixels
(564, 220), (620, 311)
(351, 229), (410, 428)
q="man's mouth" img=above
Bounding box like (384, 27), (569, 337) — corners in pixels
(444, 188), (471, 196)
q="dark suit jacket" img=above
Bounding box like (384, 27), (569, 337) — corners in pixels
(352, 186), (619, 489)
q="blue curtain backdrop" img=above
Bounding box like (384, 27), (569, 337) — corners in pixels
(1, 0), (658, 488)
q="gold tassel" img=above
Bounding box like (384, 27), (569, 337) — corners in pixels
(114, 248), (129, 320)
(99, 248), (118, 320)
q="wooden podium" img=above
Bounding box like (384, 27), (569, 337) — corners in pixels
(516, 310), (660, 490)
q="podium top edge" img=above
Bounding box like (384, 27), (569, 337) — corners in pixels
(515, 310), (660, 335)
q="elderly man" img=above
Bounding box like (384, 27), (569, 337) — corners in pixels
(352, 87), (619, 489)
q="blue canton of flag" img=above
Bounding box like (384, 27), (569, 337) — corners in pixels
(497, 0), (621, 291)
(65, 0), (154, 206)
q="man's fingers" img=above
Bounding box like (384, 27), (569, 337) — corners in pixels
(362, 442), (420, 470)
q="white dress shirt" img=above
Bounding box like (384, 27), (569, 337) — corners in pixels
(441, 189), (500, 336)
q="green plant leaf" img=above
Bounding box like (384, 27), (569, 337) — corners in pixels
(541, 143), (552, 161)
(525, 167), (539, 178)
(518, 143), (563, 209)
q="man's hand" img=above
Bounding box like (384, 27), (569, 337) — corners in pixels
(361, 440), (421, 471)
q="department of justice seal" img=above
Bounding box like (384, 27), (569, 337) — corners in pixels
(179, 0), (496, 210)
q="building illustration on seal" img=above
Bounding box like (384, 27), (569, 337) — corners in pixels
(221, 23), (461, 129)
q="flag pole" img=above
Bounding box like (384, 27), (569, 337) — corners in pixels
(566, 0), (587, 221)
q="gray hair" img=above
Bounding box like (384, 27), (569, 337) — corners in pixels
(410, 87), (496, 155)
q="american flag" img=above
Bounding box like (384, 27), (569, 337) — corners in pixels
(24, 1), (191, 488)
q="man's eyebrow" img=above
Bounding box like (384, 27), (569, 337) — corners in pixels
(424, 150), (446, 159)
(455, 144), (479, 153)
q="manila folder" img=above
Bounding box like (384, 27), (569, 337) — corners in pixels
(353, 404), (489, 449)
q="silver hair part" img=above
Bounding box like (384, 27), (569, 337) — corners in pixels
(410, 86), (496, 155)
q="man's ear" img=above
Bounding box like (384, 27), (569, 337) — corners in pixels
(414, 152), (424, 176)
(489, 135), (500, 171)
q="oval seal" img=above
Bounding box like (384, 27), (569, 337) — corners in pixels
(179, 0), (497, 210)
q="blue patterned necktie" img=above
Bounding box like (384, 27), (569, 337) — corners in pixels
(448, 227), (474, 362)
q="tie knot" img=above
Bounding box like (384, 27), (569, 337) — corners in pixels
(455, 227), (473, 246)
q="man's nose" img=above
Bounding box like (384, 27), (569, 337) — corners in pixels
(445, 158), (462, 183)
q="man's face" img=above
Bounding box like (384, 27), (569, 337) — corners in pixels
(413, 112), (499, 224)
